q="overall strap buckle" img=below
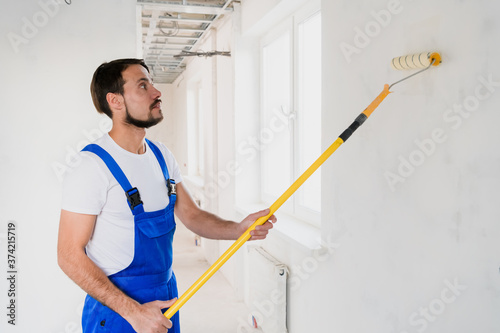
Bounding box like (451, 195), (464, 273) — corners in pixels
(126, 187), (143, 210)
(167, 180), (176, 197)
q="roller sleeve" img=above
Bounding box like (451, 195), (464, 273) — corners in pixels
(391, 52), (441, 70)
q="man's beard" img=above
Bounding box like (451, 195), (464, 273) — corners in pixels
(124, 99), (163, 129)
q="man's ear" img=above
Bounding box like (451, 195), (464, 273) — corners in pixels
(106, 92), (124, 113)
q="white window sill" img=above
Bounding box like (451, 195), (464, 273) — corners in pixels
(234, 202), (322, 253)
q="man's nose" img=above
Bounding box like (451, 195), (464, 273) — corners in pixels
(152, 85), (161, 99)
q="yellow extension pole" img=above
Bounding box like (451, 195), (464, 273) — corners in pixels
(164, 84), (391, 319)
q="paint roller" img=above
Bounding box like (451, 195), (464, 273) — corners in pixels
(163, 51), (442, 319)
(391, 52), (441, 71)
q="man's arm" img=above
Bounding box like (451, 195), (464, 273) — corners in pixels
(174, 182), (276, 240)
(57, 209), (174, 333)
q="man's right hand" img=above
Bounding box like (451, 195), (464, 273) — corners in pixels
(127, 298), (177, 333)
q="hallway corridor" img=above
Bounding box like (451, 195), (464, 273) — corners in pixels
(172, 222), (253, 333)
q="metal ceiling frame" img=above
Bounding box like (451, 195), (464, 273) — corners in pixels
(137, 0), (234, 84)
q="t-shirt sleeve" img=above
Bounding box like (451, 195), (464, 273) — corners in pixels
(157, 142), (183, 184)
(61, 152), (109, 215)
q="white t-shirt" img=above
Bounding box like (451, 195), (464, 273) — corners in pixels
(61, 134), (183, 276)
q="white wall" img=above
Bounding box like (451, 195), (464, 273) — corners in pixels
(0, 1), (138, 332)
(317, 0), (500, 332)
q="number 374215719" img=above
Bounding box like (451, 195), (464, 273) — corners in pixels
(7, 222), (16, 270)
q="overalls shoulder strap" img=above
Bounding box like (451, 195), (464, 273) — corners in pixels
(145, 139), (177, 198)
(82, 144), (145, 215)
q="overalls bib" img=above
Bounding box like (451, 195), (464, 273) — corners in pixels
(81, 139), (180, 333)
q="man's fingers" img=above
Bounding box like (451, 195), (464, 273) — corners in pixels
(149, 298), (176, 329)
(247, 208), (271, 221)
(158, 298), (177, 309)
(243, 208), (277, 240)
(250, 221), (274, 239)
(254, 221), (274, 232)
(129, 299), (176, 332)
(159, 299), (177, 329)
(158, 312), (172, 330)
(248, 209), (276, 225)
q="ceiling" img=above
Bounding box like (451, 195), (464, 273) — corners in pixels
(138, 0), (235, 84)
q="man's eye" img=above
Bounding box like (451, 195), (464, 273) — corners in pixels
(140, 84), (146, 89)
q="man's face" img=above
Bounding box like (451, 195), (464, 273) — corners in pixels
(121, 64), (163, 128)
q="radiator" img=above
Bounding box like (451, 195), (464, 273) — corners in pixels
(248, 247), (288, 333)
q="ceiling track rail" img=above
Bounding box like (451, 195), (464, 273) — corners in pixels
(139, 0), (234, 83)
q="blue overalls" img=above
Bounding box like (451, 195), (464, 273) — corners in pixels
(81, 139), (180, 333)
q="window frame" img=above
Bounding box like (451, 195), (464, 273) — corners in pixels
(260, 17), (294, 212)
(187, 80), (205, 178)
(259, 2), (322, 227)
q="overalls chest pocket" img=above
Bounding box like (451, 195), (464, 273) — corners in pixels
(136, 211), (176, 239)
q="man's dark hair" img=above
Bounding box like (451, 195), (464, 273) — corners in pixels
(90, 58), (150, 118)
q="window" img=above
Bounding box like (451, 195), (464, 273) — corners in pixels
(260, 6), (322, 226)
(261, 30), (291, 203)
(296, 10), (322, 214)
(187, 82), (205, 177)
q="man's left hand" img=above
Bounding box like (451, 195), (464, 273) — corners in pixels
(240, 208), (277, 240)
